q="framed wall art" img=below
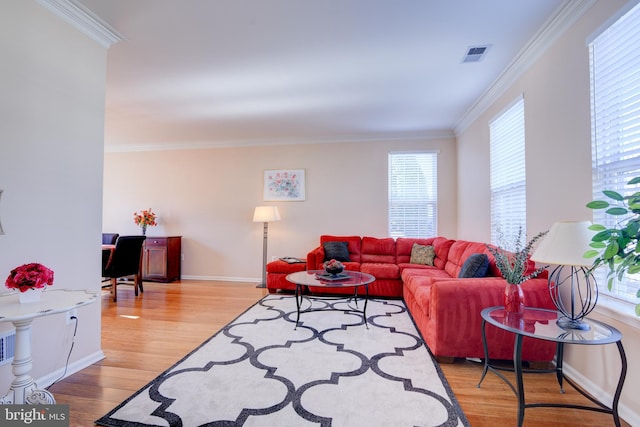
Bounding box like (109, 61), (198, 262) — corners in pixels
(263, 169), (305, 201)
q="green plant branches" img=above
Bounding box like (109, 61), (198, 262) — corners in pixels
(586, 176), (640, 316)
(486, 228), (548, 285)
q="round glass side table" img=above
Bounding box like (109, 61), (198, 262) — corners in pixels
(478, 306), (626, 427)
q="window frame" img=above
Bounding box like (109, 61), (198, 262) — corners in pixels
(589, 1), (640, 305)
(489, 96), (527, 248)
(387, 151), (438, 238)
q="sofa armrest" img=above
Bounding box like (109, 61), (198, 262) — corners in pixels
(307, 246), (324, 270)
(421, 277), (555, 361)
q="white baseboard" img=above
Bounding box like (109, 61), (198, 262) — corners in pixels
(181, 275), (260, 283)
(37, 350), (106, 390)
(564, 362), (638, 426)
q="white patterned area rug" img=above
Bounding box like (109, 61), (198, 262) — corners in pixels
(96, 295), (470, 427)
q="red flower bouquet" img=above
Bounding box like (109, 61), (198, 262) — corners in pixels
(5, 263), (55, 293)
(133, 208), (157, 235)
(133, 209), (157, 227)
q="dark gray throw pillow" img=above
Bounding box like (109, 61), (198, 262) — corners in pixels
(458, 253), (489, 278)
(323, 241), (351, 262)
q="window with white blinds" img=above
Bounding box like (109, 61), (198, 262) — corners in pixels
(589, 2), (640, 303)
(490, 97), (526, 247)
(388, 152), (438, 238)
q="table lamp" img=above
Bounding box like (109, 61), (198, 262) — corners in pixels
(253, 206), (281, 288)
(530, 221), (598, 330)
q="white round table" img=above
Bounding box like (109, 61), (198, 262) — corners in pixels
(0, 289), (97, 404)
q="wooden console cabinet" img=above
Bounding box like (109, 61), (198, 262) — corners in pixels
(142, 236), (182, 282)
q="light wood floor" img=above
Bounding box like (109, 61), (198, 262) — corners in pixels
(49, 280), (629, 427)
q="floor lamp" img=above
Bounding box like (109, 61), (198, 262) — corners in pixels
(253, 206), (280, 288)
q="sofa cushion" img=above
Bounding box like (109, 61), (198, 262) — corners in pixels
(266, 259), (307, 274)
(361, 237), (396, 263)
(396, 238), (437, 263)
(398, 263), (433, 276)
(323, 241), (351, 262)
(401, 266), (450, 283)
(403, 275), (439, 318)
(410, 243), (435, 265)
(458, 254), (489, 278)
(445, 241), (494, 278)
(396, 237), (454, 269)
(361, 263), (400, 279)
(431, 238), (455, 269)
(320, 235), (362, 263)
(413, 284), (433, 318)
(404, 274), (433, 296)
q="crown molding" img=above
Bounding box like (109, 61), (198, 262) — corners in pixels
(36, 0), (123, 48)
(104, 130), (456, 153)
(454, 0), (598, 135)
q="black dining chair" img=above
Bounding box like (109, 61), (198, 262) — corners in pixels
(102, 233), (119, 245)
(102, 235), (146, 302)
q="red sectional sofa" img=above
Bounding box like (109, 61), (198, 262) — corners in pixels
(307, 235), (404, 297)
(271, 234), (557, 363)
(400, 237), (556, 362)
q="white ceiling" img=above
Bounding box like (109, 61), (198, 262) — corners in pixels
(76, 0), (569, 151)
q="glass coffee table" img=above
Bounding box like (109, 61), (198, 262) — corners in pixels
(478, 306), (626, 427)
(285, 270), (375, 329)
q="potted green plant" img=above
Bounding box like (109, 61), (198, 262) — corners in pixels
(585, 176), (640, 315)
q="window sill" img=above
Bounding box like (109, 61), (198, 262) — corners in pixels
(593, 295), (640, 329)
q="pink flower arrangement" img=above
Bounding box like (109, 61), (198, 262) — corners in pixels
(324, 259), (344, 270)
(133, 209), (157, 227)
(5, 263), (54, 293)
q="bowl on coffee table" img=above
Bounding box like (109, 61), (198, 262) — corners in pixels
(323, 259), (344, 276)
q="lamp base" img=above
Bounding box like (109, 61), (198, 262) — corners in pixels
(556, 316), (591, 331)
(256, 283), (266, 289)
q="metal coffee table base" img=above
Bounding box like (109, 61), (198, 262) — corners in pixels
(294, 284), (369, 329)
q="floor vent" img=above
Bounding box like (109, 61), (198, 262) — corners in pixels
(462, 45), (491, 63)
(0, 330), (15, 366)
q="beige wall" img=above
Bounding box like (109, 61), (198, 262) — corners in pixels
(457, 0), (639, 423)
(4, 0), (637, 421)
(104, 137), (457, 280)
(101, 1), (639, 424)
(0, 1), (105, 390)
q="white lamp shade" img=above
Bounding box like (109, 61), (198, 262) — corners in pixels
(253, 206), (281, 223)
(530, 221), (595, 266)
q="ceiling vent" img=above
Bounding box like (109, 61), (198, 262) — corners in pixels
(462, 45), (491, 63)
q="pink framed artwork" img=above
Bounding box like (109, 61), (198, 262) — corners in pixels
(263, 169), (305, 201)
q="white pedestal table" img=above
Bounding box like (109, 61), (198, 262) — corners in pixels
(0, 289), (97, 404)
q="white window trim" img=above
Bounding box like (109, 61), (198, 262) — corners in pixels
(388, 150), (439, 238)
(489, 95), (527, 246)
(588, 1), (640, 308)
(594, 295), (640, 329)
